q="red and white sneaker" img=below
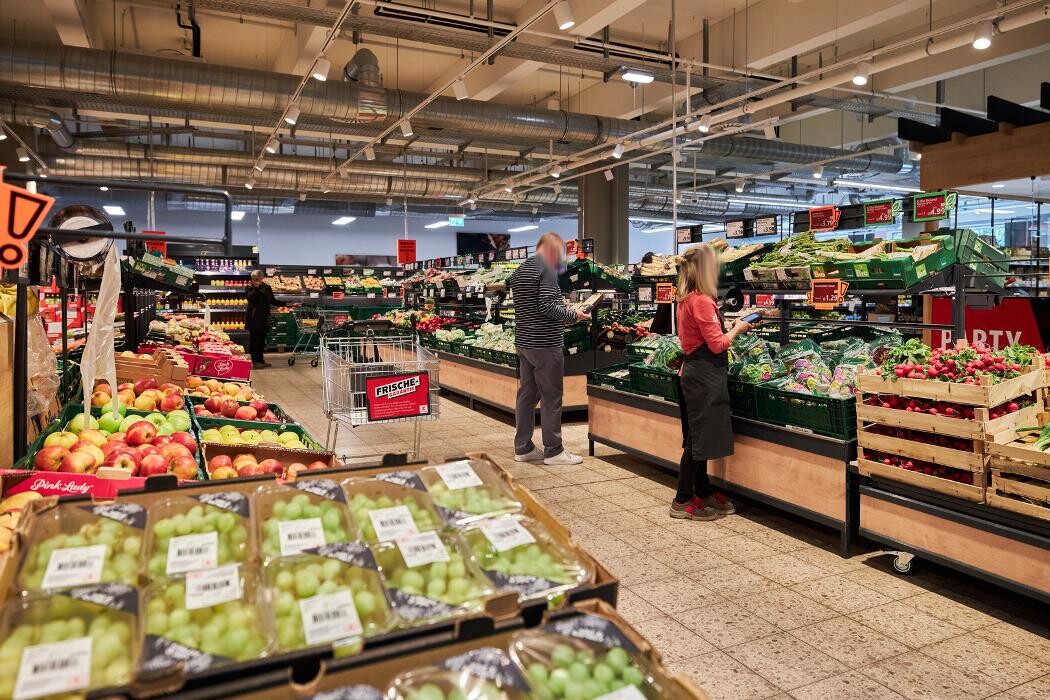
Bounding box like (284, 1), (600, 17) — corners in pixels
(701, 492), (736, 515)
(669, 499), (719, 521)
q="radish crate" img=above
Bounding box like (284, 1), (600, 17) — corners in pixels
(986, 415), (1050, 521)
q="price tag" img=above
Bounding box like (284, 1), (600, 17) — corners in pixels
(435, 462), (483, 490)
(14, 636), (92, 700)
(278, 518), (326, 557)
(309, 292), (319, 298)
(595, 686), (646, 700)
(479, 518), (535, 552)
(185, 564), (242, 610)
(307, 269), (317, 275)
(323, 269), (333, 274)
(166, 531), (218, 575)
(367, 293), (376, 299)
(368, 505), (418, 542)
(41, 545), (107, 589)
(299, 591), (363, 645)
(397, 531), (450, 568)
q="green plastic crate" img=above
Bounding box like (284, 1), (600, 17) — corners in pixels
(844, 235), (956, 290)
(587, 363), (633, 392)
(194, 420), (323, 450)
(628, 363), (679, 402)
(564, 323), (590, 344)
(490, 349), (520, 367)
(470, 346), (497, 363)
(727, 377), (758, 419)
(754, 385), (856, 439)
(564, 337), (593, 356)
(953, 229), (1009, 287)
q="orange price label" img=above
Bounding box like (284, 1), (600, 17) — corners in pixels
(655, 282), (676, 304)
(808, 279), (848, 310)
(0, 167), (55, 269)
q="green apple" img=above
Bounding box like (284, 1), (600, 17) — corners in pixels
(156, 423), (175, 436)
(201, 429), (222, 443)
(119, 415), (141, 433)
(145, 414), (168, 429)
(258, 430), (279, 444)
(278, 432), (298, 445)
(222, 434), (244, 445)
(66, 413), (99, 435)
(239, 430), (260, 445)
(284, 439), (305, 449)
(167, 411), (191, 432)
(97, 412), (123, 434)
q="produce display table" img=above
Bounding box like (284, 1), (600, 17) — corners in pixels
(587, 385), (855, 552)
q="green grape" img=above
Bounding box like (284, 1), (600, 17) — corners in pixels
(345, 485), (441, 543)
(146, 499), (249, 579)
(258, 488), (353, 561)
(524, 642), (650, 700)
(20, 509), (145, 590)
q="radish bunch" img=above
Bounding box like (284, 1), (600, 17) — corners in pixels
(877, 341), (1035, 385)
(865, 450), (975, 483)
(864, 424), (977, 453)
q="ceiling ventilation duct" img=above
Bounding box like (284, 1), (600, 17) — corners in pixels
(0, 102), (73, 149)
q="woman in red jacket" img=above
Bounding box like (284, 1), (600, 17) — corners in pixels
(670, 243), (752, 521)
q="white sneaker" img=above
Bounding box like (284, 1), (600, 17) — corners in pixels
(544, 451), (583, 466)
(514, 447), (545, 462)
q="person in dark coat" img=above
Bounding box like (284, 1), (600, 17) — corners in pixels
(670, 243), (752, 521)
(641, 252), (673, 334)
(246, 269), (277, 369)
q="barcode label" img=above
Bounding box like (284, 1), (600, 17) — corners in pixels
(278, 518), (326, 557)
(479, 518), (535, 552)
(368, 505), (418, 542)
(595, 686), (645, 700)
(397, 531), (450, 568)
(435, 462), (483, 491)
(299, 591), (363, 645)
(185, 564), (242, 610)
(166, 531), (219, 574)
(14, 636), (92, 699)
(41, 545), (107, 589)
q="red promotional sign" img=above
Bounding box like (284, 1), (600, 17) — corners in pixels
(808, 206), (841, 232)
(0, 166), (55, 269)
(808, 279), (848, 310)
(929, 297), (1045, 351)
(143, 230), (167, 257)
(655, 282), (676, 304)
(365, 372), (431, 422)
(397, 239), (417, 265)
(912, 191), (955, 222)
(864, 200), (896, 227)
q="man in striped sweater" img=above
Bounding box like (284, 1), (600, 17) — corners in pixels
(511, 232), (590, 466)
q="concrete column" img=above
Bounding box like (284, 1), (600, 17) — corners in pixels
(577, 165), (629, 264)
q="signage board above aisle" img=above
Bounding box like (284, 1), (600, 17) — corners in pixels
(725, 221), (745, 238)
(397, 239), (417, 265)
(809, 206), (841, 232)
(864, 199), (900, 227)
(755, 216), (777, 235)
(912, 191), (957, 222)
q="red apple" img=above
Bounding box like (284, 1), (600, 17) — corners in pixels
(133, 395), (157, 412)
(169, 456), (199, 480)
(231, 454), (257, 469)
(263, 411), (278, 422)
(159, 394), (184, 412)
(117, 382), (135, 393)
(134, 377), (159, 395)
(234, 406), (257, 421)
(100, 440), (127, 458)
(152, 435), (172, 447)
(170, 432), (198, 455)
(109, 432), (126, 443)
(94, 382), (112, 394)
(161, 443), (192, 462)
(140, 454), (169, 476)
(103, 449), (141, 473)
(208, 454), (233, 471)
(43, 431), (78, 450)
(235, 462), (261, 477)
(34, 446), (70, 471)
(307, 460), (329, 470)
(193, 405), (206, 416)
(248, 399), (268, 414)
(186, 375), (204, 389)
(117, 390), (136, 407)
(210, 465), (238, 480)
(284, 462), (306, 480)
(136, 444), (161, 458)
(90, 390), (113, 408)
(203, 396), (223, 413)
(257, 458), (283, 475)
(220, 399), (240, 418)
(159, 383), (181, 394)
(59, 451), (96, 474)
(71, 443), (105, 468)
(77, 429), (108, 448)
(126, 421), (158, 447)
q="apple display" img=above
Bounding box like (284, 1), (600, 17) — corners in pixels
(170, 432), (197, 454)
(169, 456), (199, 480)
(209, 466), (239, 480)
(133, 394), (157, 412)
(160, 443), (192, 463)
(97, 411), (124, 434)
(308, 461), (329, 471)
(159, 394), (184, 412)
(70, 443), (105, 468)
(139, 454), (169, 477)
(77, 429), (108, 448)
(234, 406), (257, 421)
(126, 421), (158, 447)
(220, 399), (240, 418)
(134, 377), (159, 395)
(43, 431), (78, 449)
(208, 454), (233, 471)
(66, 413), (99, 435)
(33, 446), (69, 471)
(103, 449), (141, 472)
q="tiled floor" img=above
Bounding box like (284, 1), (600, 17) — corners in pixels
(254, 357), (1050, 700)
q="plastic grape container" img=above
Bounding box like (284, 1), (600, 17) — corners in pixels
(144, 493), (252, 580)
(371, 531), (494, 627)
(509, 629), (669, 700)
(460, 516), (592, 603)
(419, 460), (523, 527)
(140, 564), (272, 674)
(0, 584), (140, 699)
(18, 503), (146, 592)
(305, 686), (384, 700)
(255, 480), (356, 563)
(263, 542), (395, 652)
(342, 475), (445, 544)
(388, 647), (531, 700)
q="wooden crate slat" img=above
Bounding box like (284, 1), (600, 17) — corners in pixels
(857, 457), (986, 502)
(987, 492), (1050, 522)
(991, 472), (1050, 504)
(855, 403), (983, 440)
(986, 440), (1050, 470)
(985, 402), (1046, 444)
(858, 426), (987, 471)
(989, 459), (1050, 483)
(857, 361), (1045, 407)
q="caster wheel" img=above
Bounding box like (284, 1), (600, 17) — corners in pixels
(288, 357), (296, 366)
(310, 358), (319, 368)
(892, 556), (913, 574)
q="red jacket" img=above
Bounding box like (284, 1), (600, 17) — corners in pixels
(676, 292), (731, 356)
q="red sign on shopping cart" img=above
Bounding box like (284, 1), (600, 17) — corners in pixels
(365, 372), (431, 422)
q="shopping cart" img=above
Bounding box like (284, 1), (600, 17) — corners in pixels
(287, 304), (321, 367)
(321, 333), (440, 465)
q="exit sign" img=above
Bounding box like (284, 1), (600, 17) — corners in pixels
(448, 216), (465, 227)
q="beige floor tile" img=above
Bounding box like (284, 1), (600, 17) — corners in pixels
(921, 633), (1050, 690)
(717, 514), (780, 534)
(580, 480), (644, 497)
(745, 528), (816, 553)
(649, 543), (734, 574)
(557, 497), (620, 518)
(667, 521), (740, 545)
(615, 526), (693, 552)
(703, 535), (781, 563)
(572, 533), (638, 561)
(584, 510), (654, 533)
(514, 474), (571, 491)
(792, 546), (874, 575)
(788, 671), (905, 700)
(600, 553), (677, 587)
(736, 588), (839, 630)
(631, 575), (727, 614)
(790, 616), (909, 668)
(841, 566), (939, 600)
(606, 490), (666, 510)
(990, 675), (1050, 700)
(537, 485), (596, 503)
(851, 601), (967, 649)
(670, 650), (782, 700)
(790, 575), (895, 614)
(902, 591), (1003, 631)
(558, 469), (615, 485)
(725, 632), (848, 691)
(679, 601), (781, 649)
(972, 621), (1050, 661)
(615, 588), (664, 625)
(742, 554), (834, 586)
(859, 651), (997, 700)
(629, 615), (716, 661)
(695, 564), (782, 600)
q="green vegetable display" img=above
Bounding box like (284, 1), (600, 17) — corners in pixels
(749, 231), (850, 269)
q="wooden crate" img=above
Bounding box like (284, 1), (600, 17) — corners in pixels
(986, 429), (1050, 521)
(857, 425), (988, 471)
(855, 394), (1045, 444)
(856, 358), (1045, 407)
(857, 457), (987, 502)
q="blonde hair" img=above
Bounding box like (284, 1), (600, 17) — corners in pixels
(677, 243), (719, 299)
(535, 231), (564, 252)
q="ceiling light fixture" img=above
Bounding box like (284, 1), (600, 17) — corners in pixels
(735, 180), (746, 193)
(364, 146), (376, 161)
(453, 78), (469, 100)
(975, 208), (1013, 214)
(253, 162), (265, 172)
(832, 179), (921, 193)
(284, 105), (300, 125)
(504, 185), (513, 193)
(0, 130), (7, 141)
(620, 67), (655, 84)
(99, 186), (109, 192)
(312, 57), (331, 81)
(400, 120), (414, 138)
(103, 205), (126, 216)
(244, 178), (255, 190)
(728, 197), (820, 209)
(425, 221), (450, 229)
(550, 165), (562, 178)
(812, 166), (824, 179)
(265, 137), (279, 154)
(604, 170), (614, 182)
(972, 20), (994, 50)
(991, 183), (1005, 189)
(386, 197), (393, 206)
(553, 184), (562, 195)
(332, 216), (356, 225)
(696, 114), (713, 134)
(230, 211), (246, 221)
(469, 201), (477, 210)
(508, 224), (539, 232)
(16, 147), (29, 162)
(851, 61), (872, 86)
(610, 143), (625, 159)
(553, 1), (575, 31)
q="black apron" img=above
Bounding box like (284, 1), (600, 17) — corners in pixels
(678, 314), (734, 461)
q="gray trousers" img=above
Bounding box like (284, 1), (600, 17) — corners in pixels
(514, 346), (565, 458)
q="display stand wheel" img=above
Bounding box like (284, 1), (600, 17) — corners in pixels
(287, 357), (296, 366)
(891, 551), (915, 575)
(310, 357), (319, 368)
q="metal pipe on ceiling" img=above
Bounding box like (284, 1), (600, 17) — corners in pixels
(0, 103), (74, 149)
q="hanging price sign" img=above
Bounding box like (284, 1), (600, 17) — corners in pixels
(0, 167), (55, 269)
(808, 279), (849, 310)
(912, 191), (957, 222)
(655, 282), (676, 304)
(808, 206), (841, 232)
(397, 239), (417, 265)
(864, 199), (901, 227)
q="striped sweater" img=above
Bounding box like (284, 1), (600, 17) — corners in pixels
(510, 255), (576, 349)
